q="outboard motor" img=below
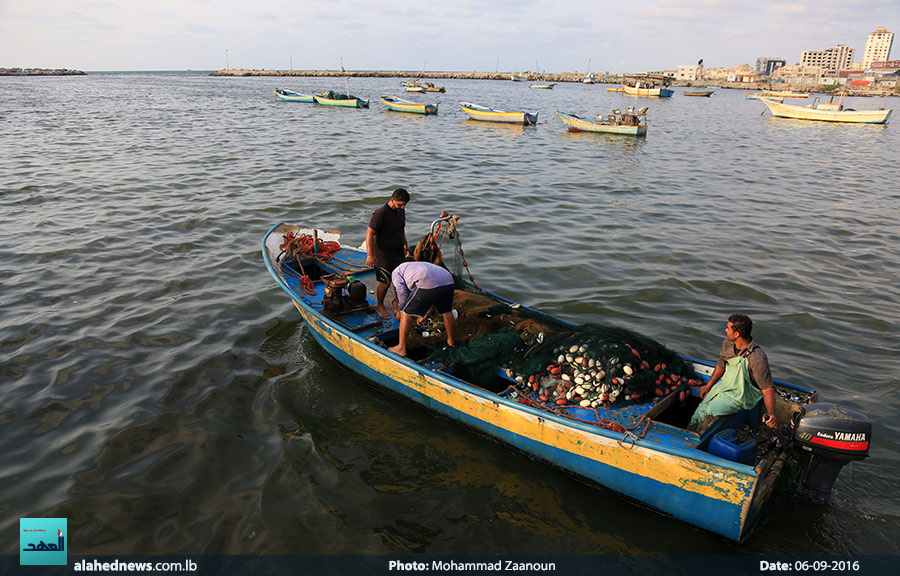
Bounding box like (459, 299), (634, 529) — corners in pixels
(790, 402), (871, 502)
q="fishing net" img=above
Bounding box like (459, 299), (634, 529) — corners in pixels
(409, 215), (701, 406)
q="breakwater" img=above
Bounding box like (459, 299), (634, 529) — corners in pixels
(1, 67), (86, 76)
(209, 68), (897, 97)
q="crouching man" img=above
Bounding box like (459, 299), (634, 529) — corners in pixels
(388, 261), (456, 357)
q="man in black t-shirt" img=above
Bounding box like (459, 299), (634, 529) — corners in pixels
(366, 188), (410, 318)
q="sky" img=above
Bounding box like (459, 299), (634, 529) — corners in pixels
(0, 0), (897, 73)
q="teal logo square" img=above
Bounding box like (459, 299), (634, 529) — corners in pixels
(20, 518), (67, 565)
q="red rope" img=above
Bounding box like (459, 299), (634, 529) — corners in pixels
(280, 261), (317, 295)
(281, 232), (342, 260)
(300, 275), (316, 295)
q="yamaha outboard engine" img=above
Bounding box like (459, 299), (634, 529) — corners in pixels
(791, 402), (871, 502)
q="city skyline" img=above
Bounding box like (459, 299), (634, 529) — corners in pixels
(0, 0), (896, 73)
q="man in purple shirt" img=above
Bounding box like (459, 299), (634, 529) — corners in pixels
(388, 261), (456, 357)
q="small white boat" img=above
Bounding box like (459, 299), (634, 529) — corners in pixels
(760, 94), (892, 124)
(556, 107), (648, 136)
(622, 81), (673, 98)
(745, 92), (784, 102)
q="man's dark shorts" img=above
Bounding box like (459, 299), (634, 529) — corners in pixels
(401, 284), (454, 317)
(375, 253), (405, 284)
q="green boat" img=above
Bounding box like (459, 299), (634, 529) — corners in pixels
(313, 90), (369, 108)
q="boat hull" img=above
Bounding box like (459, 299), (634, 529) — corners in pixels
(261, 222), (812, 542)
(684, 91), (714, 97)
(381, 96), (438, 115)
(761, 99), (892, 124)
(295, 299), (760, 543)
(557, 112), (647, 136)
(459, 102), (537, 125)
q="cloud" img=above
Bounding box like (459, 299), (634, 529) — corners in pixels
(0, 0), (893, 72)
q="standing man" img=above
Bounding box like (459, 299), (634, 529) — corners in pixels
(367, 188), (410, 318)
(690, 314), (778, 430)
(388, 260), (456, 357)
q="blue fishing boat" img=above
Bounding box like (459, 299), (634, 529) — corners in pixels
(262, 216), (871, 542)
(275, 88), (315, 103)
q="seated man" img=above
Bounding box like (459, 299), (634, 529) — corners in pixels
(690, 314), (778, 430)
(388, 261), (456, 357)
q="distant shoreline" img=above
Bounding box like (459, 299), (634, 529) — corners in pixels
(210, 68), (898, 97)
(1, 67), (86, 76)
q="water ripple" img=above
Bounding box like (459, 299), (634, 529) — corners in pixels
(0, 73), (898, 555)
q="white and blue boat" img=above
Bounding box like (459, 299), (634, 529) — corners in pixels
(275, 88), (315, 102)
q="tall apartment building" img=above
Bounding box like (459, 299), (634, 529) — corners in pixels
(755, 57), (786, 76)
(801, 45), (855, 71)
(862, 26), (893, 69)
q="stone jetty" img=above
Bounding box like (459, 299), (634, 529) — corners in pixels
(1, 67), (86, 76)
(210, 68), (584, 82)
(209, 68), (897, 97)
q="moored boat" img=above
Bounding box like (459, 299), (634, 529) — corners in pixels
(459, 101), (537, 125)
(313, 90), (369, 108)
(759, 95), (892, 124)
(745, 92), (784, 102)
(403, 80), (445, 93)
(381, 95), (438, 115)
(275, 88), (315, 102)
(607, 86), (625, 92)
(622, 81), (673, 97)
(529, 83), (556, 89)
(262, 217), (872, 542)
(762, 90), (808, 99)
(556, 107), (648, 136)
(684, 90), (714, 97)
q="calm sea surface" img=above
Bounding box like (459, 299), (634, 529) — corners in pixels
(1, 72), (898, 557)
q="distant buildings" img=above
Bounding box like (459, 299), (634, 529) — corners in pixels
(756, 57), (785, 77)
(675, 65), (701, 81)
(801, 45), (855, 71)
(862, 26), (894, 69)
(643, 26), (895, 90)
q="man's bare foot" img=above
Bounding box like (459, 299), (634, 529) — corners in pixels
(388, 345), (406, 357)
(376, 305), (390, 319)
